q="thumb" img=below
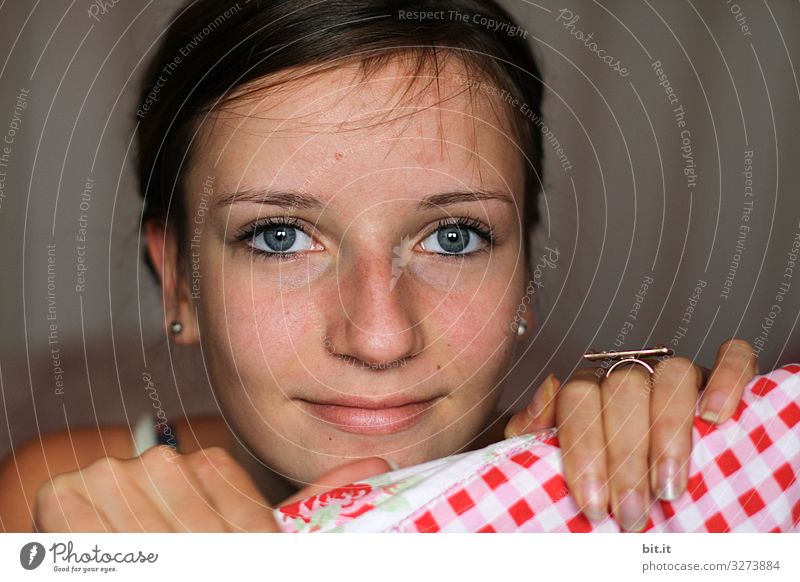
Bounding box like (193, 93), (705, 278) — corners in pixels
(280, 457), (395, 506)
(504, 373), (561, 438)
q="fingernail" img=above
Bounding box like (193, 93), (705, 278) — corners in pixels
(618, 490), (647, 532)
(581, 479), (607, 521)
(504, 410), (529, 438)
(700, 391), (728, 423)
(656, 458), (684, 501)
(382, 457), (400, 471)
(528, 374), (556, 420)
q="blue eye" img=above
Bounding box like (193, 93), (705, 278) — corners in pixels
(419, 220), (491, 255)
(239, 219), (320, 258)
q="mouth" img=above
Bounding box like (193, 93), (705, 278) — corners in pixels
(295, 395), (443, 435)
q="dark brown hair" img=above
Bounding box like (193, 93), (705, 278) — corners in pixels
(136, 0), (544, 277)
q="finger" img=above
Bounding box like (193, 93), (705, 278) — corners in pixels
(505, 374), (561, 438)
(281, 457), (394, 507)
(83, 479), (175, 532)
(649, 358), (699, 501)
(79, 457), (174, 532)
(136, 446), (228, 532)
(111, 481), (176, 532)
(555, 369), (608, 522)
(601, 364), (652, 532)
(35, 478), (109, 532)
(699, 338), (758, 424)
(188, 447), (279, 532)
(697, 365), (710, 385)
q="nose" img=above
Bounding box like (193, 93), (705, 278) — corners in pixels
(326, 249), (424, 368)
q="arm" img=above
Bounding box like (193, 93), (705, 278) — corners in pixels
(25, 445), (392, 532)
(0, 427), (131, 532)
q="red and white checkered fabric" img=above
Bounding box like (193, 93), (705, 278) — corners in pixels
(276, 364), (800, 532)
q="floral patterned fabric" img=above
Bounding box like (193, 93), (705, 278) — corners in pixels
(276, 364), (800, 533)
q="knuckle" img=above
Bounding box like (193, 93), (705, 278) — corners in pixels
(562, 375), (600, 395)
(140, 444), (182, 468)
(34, 474), (87, 528)
(138, 447), (184, 484)
(562, 444), (605, 478)
(204, 446), (233, 463)
(602, 366), (650, 393)
(655, 357), (699, 382)
(573, 368), (604, 384)
(190, 446), (235, 474)
(36, 475), (68, 508)
(33, 487), (61, 530)
(721, 337), (754, 355)
(84, 457), (123, 486)
(606, 446), (644, 470)
(613, 479), (648, 499)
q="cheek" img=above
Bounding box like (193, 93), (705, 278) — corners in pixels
(449, 294), (517, 373)
(419, 281), (521, 387)
(406, 255), (523, 356)
(431, 292), (519, 443)
(196, 263), (324, 388)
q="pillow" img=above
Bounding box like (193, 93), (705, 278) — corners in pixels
(275, 364), (800, 532)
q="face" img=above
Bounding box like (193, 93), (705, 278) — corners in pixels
(157, 56), (530, 486)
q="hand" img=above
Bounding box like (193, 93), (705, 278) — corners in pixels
(504, 337), (758, 532)
(34, 445), (391, 532)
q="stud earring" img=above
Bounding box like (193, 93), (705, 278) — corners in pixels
(516, 320), (528, 337)
(169, 321), (183, 335)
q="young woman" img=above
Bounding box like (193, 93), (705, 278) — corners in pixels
(0, 0), (757, 533)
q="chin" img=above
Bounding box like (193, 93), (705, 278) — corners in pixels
(260, 399), (491, 486)
(300, 412), (475, 467)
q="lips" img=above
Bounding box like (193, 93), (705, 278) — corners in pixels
(296, 395), (441, 435)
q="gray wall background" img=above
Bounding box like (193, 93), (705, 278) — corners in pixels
(1, 0), (798, 459)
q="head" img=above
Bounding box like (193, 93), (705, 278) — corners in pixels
(138, 0), (544, 487)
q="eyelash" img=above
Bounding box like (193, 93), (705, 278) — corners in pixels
(424, 216), (497, 258)
(234, 216), (310, 262)
(233, 215), (497, 261)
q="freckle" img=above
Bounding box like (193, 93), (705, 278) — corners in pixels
(437, 365), (441, 370)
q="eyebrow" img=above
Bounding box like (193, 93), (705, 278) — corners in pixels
(213, 189), (321, 210)
(415, 189), (514, 210)
(212, 188), (513, 210)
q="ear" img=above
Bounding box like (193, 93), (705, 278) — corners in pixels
(523, 306), (536, 335)
(516, 309), (535, 340)
(144, 219), (200, 345)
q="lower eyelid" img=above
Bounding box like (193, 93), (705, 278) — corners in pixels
(244, 240), (325, 258)
(245, 246), (305, 262)
(416, 244), (491, 258)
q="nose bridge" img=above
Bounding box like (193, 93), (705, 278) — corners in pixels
(335, 246), (422, 365)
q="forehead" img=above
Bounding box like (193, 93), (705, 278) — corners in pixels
(189, 55), (524, 202)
